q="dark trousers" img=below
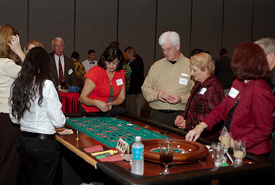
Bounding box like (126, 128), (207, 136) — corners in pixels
(18, 136), (60, 185)
(150, 109), (184, 127)
(0, 113), (21, 185)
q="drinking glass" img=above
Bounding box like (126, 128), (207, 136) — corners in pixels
(212, 142), (224, 167)
(220, 130), (232, 151)
(233, 140), (246, 164)
(159, 139), (173, 175)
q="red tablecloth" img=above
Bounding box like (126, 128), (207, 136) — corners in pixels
(59, 92), (80, 113)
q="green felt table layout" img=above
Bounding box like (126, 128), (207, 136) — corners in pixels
(66, 117), (169, 147)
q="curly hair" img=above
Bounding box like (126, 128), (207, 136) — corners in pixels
(0, 24), (21, 62)
(10, 47), (52, 121)
(190, 52), (215, 75)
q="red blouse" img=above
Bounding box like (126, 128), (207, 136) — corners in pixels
(182, 75), (224, 139)
(81, 66), (125, 112)
(204, 78), (275, 155)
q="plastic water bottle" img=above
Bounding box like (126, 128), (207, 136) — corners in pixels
(131, 136), (144, 175)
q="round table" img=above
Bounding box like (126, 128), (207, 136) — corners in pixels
(59, 92), (80, 113)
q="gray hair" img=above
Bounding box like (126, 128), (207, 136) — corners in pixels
(159, 31), (180, 46)
(51, 37), (64, 46)
(255, 38), (275, 55)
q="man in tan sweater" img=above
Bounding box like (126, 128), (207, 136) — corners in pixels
(142, 31), (193, 127)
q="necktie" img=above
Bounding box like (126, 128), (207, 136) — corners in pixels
(58, 57), (64, 84)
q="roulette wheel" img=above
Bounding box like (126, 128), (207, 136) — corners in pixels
(142, 138), (209, 164)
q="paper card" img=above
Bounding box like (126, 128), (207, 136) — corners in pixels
(68, 68), (73, 75)
(199, 87), (207, 95)
(116, 138), (129, 154)
(181, 73), (189, 77)
(228, 87), (239, 98)
(116, 79), (123, 86)
(179, 78), (188, 85)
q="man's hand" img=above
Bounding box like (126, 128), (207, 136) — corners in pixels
(167, 95), (181, 104)
(157, 90), (169, 102)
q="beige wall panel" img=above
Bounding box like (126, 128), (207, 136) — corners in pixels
(118, 0), (156, 75)
(191, 0), (223, 60)
(75, 0), (118, 62)
(28, 0), (75, 56)
(253, 0), (275, 41)
(223, 0), (253, 58)
(0, 0), (28, 47)
(156, 0), (192, 61)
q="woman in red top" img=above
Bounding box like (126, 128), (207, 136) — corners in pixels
(174, 52), (224, 140)
(186, 42), (275, 155)
(79, 46), (126, 112)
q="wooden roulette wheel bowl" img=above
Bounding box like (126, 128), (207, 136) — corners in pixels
(142, 138), (209, 164)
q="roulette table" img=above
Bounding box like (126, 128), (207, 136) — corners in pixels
(66, 117), (168, 148)
(57, 112), (275, 185)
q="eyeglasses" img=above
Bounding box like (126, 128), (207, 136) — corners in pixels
(106, 60), (119, 66)
(53, 44), (64, 48)
(161, 46), (174, 53)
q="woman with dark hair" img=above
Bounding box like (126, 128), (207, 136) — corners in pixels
(0, 24), (22, 184)
(9, 47), (65, 185)
(79, 46), (126, 112)
(186, 42), (275, 155)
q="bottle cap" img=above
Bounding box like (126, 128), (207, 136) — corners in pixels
(135, 136), (141, 141)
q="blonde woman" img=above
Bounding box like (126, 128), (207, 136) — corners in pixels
(175, 52), (224, 140)
(0, 24), (22, 184)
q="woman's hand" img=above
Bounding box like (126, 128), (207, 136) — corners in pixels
(185, 122), (208, 142)
(95, 100), (111, 112)
(7, 35), (25, 61)
(106, 102), (114, 111)
(174, 115), (186, 129)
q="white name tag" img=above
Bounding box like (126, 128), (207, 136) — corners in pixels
(179, 78), (188, 85)
(116, 79), (123, 86)
(68, 69), (73, 75)
(228, 87), (239, 98)
(181, 73), (189, 77)
(199, 87), (207, 95)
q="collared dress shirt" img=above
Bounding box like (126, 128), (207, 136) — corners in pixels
(142, 54), (194, 111)
(9, 80), (65, 134)
(82, 59), (98, 72)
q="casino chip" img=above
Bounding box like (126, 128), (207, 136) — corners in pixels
(127, 124), (133, 126)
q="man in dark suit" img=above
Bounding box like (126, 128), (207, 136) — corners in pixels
(50, 37), (76, 88)
(124, 46), (144, 116)
(214, 48), (233, 95)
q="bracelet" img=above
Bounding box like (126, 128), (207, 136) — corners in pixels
(195, 124), (204, 132)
